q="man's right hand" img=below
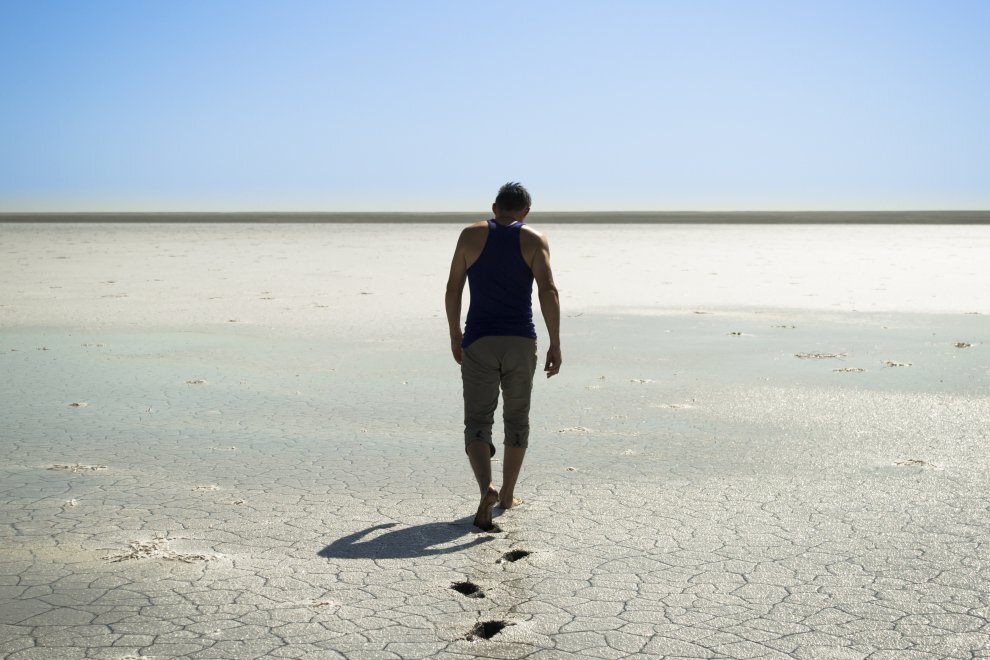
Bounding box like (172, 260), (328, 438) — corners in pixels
(451, 334), (463, 365)
(544, 345), (561, 378)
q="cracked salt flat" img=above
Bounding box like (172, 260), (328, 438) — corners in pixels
(2, 315), (987, 659)
(1, 222), (989, 658)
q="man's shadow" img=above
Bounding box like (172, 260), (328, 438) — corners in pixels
(319, 519), (496, 560)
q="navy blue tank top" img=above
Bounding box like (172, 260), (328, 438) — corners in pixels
(462, 219), (537, 348)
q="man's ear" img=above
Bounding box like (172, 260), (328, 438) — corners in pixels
(492, 203), (498, 215)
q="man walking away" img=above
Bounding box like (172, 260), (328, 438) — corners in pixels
(444, 182), (562, 531)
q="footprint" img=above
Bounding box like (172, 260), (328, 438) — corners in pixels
(497, 549), (531, 564)
(451, 581), (485, 598)
(954, 342), (972, 348)
(464, 620), (511, 641)
(883, 360), (912, 368)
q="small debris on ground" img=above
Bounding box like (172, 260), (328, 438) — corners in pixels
(48, 464), (107, 473)
(894, 458), (943, 470)
(104, 534), (219, 563)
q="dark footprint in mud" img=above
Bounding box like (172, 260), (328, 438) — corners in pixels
(451, 581), (485, 598)
(464, 620), (512, 640)
(497, 549), (531, 564)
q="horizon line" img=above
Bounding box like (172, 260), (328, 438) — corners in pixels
(2, 210), (989, 225)
(2, 209), (989, 215)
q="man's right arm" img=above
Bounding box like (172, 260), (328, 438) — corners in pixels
(530, 233), (561, 377)
(444, 231), (468, 364)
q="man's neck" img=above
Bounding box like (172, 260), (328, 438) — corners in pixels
(493, 215), (520, 226)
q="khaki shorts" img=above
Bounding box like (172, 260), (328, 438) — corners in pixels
(461, 336), (538, 456)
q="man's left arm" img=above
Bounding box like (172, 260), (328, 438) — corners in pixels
(528, 231), (561, 377)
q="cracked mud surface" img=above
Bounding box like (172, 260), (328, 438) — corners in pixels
(2, 224), (989, 658)
(3, 312), (987, 659)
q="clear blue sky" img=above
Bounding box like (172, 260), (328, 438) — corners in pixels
(1, 1), (988, 211)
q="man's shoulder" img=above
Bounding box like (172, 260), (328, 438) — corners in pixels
(520, 224), (548, 246)
(457, 221), (489, 250)
(461, 220), (488, 234)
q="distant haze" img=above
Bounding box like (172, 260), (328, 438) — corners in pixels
(1, 1), (988, 212)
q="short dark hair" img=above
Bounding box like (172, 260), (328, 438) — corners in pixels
(494, 182), (531, 212)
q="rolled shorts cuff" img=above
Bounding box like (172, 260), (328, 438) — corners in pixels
(504, 428), (529, 449)
(464, 429), (496, 457)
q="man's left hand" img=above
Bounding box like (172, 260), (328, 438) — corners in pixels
(544, 344), (562, 378)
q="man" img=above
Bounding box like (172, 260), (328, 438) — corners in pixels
(445, 182), (562, 531)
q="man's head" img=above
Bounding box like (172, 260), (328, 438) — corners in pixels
(493, 182), (531, 219)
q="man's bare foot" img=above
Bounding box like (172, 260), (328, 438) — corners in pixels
(497, 497), (523, 510)
(474, 487), (499, 531)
